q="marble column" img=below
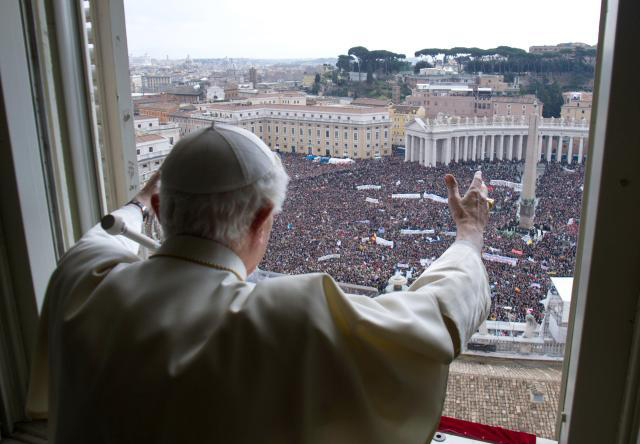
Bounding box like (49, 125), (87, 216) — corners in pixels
(507, 134), (514, 160)
(567, 137), (574, 164)
(497, 134), (504, 160)
(489, 134), (495, 161)
(480, 135), (485, 160)
(454, 138), (459, 163)
(404, 134), (410, 161)
(546, 135), (553, 162)
(578, 137), (584, 164)
(445, 138), (452, 165)
(420, 138), (426, 166)
(464, 135), (469, 161)
(471, 135), (477, 161)
(538, 135), (543, 160)
(556, 136), (562, 163)
(517, 134), (524, 160)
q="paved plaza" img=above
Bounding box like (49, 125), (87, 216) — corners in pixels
(443, 355), (563, 439)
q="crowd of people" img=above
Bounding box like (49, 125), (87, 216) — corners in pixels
(261, 151), (584, 322)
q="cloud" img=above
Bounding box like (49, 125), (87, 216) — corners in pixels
(124, 0), (601, 59)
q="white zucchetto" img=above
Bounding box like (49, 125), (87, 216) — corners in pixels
(161, 124), (277, 194)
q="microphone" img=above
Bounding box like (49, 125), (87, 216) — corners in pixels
(101, 214), (161, 251)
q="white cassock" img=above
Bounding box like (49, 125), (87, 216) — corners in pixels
(27, 205), (490, 444)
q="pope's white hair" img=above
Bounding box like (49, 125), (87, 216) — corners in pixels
(159, 156), (289, 246)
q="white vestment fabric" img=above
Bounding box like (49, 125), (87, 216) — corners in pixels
(27, 205), (490, 444)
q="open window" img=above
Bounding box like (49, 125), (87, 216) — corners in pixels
(1, 0), (639, 442)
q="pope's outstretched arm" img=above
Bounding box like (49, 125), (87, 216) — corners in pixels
(323, 171), (491, 362)
(25, 175), (159, 419)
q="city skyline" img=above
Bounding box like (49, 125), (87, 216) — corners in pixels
(124, 0), (601, 59)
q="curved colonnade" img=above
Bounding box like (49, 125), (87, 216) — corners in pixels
(404, 116), (590, 166)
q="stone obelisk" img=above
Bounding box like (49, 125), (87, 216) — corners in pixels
(519, 114), (539, 229)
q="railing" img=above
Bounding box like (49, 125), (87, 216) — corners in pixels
(467, 334), (565, 358)
(137, 148), (171, 162)
(416, 115), (589, 131)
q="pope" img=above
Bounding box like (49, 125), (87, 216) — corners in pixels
(27, 124), (491, 444)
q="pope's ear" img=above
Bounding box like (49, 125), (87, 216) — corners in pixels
(151, 193), (160, 219)
(250, 204), (274, 234)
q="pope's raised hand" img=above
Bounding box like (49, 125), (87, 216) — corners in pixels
(135, 171), (160, 215)
(444, 171), (490, 252)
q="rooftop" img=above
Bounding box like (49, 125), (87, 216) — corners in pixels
(200, 103), (389, 115)
(391, 104), (421, 113)
(444, 355), (562, 440)
(138, 102), (180, 111)
(135, 134), (166, 144)
(351, 97), (391, 107)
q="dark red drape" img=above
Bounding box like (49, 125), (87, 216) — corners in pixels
(438, 416), (537, 444)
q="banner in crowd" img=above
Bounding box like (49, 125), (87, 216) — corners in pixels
(365, 197), (379, 204)
(328, 158), (354, 164)
(562, 166), (576, 173)
(317, 254), (340, 262)
(375, 237), (394, 248)
(423, 193), (448, 204)
(420, 258), (435, 267)
(396, 263), (409, 269)
(482, 253), (518, 267)
(392, 193), (421, 199)
(401, 229), (435, 235)
(356, 185), (381, 190)
(443, 231), (457, 237)
(511, 249), (524, 255)
(489, 180), (523, 192)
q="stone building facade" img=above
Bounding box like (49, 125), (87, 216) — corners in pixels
(560, 91), (592, 122)
(169, 104), (391, 159)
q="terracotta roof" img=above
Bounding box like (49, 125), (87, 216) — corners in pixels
(392, 105), (421, 113)
(135, 134), (166, 144)
(138, 102), (180, 111)
(200, 103), (388, 115)
(352, 97), (391, 106)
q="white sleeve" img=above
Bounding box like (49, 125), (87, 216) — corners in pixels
(324, 240), (490, 363)
(82, 204), (144, 255)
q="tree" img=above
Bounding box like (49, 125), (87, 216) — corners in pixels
(336, 54), (352, 73)
(523, 78), (564, 117)
(348, 46), (371, 82)
(413, 60), (433, 74)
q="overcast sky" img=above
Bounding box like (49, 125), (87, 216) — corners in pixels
(124, 0), (602, 60)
